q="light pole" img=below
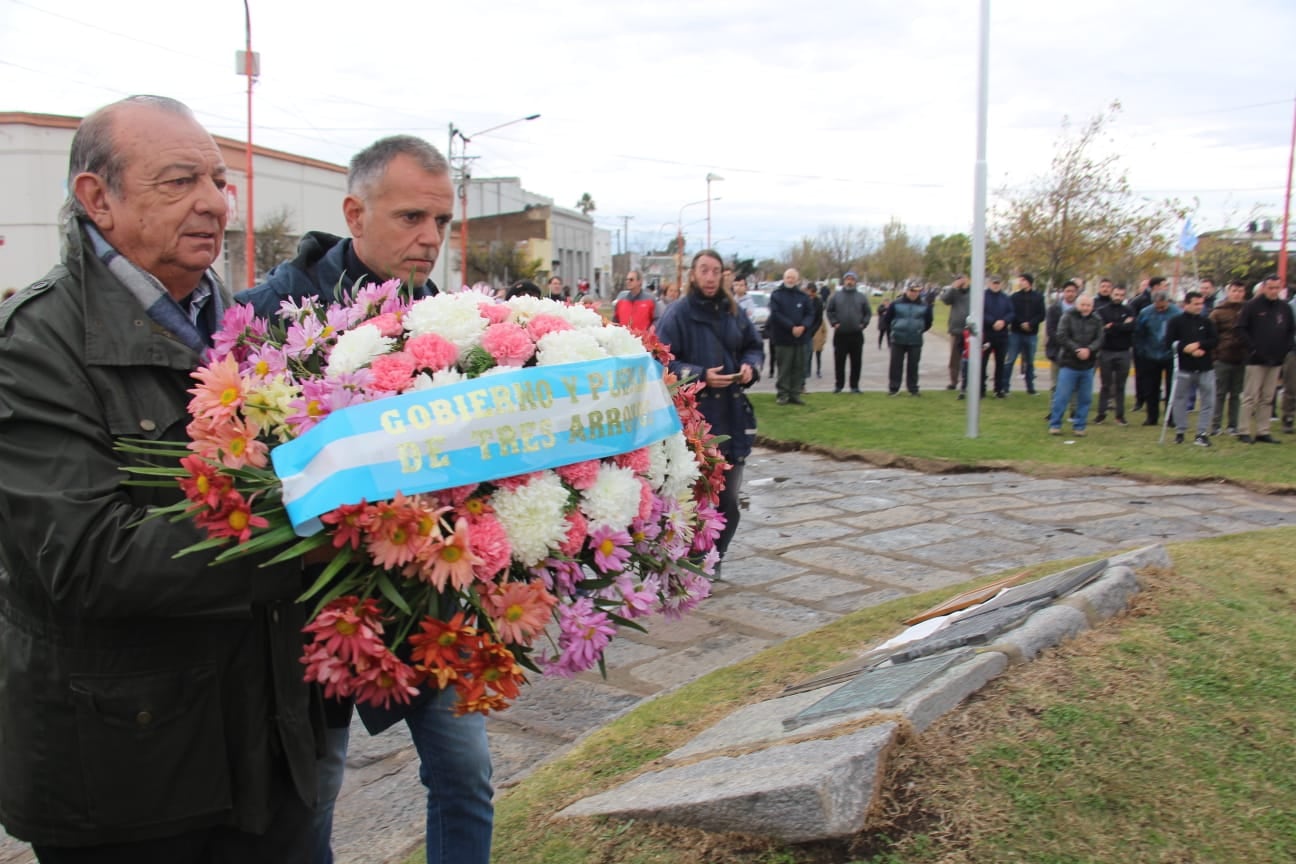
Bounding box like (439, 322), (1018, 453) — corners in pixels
(676, 197), (717, 288)
(705, 173), (724, 249)
(450, 113), (540, 290)
(235, 0), (259, 290)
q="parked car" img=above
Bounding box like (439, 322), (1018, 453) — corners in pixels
(746, 290), (771, 336)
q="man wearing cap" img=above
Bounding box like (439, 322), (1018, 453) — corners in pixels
(825, 271), (872, 393)
(939, 274), (970, 390)
(883, 281), (933, 395)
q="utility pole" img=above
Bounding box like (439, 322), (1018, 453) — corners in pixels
(621, 214), (634, 255)
(235, 0), (258, 290)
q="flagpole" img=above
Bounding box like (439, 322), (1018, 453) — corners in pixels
(967, 0), (990, 438)
(1278, 95), (1296, 289)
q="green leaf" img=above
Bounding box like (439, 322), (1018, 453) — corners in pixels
(374, 572), (413, 615)
(298, 549), (356, 602)
(261, 533), (330, 566)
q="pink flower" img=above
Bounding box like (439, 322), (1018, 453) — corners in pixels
(559, 510), (587, 557)
(492, 471), (544, 492)
(283, 315), (330, 359)
(187, 354), (244, 424)
(480, 322), (536, 367)
(544, 597), (615, 676)
(692, 501), (725, 552)
(406, 333), (459, 372)
(613, 447), (652, 475)
(350, 650), (422, 710)
(481, 580), (557, 644)
(478, 302), (512, 324)
(556, 459), (601, 491)
(609, 575), (657, 620)
(418, 517), (483, 591)
(211, 303), (261, 362)
(186, 414), (268, 470)
(525, 314), (572, 341)
(531, 558), (583, 596)
(368, 312), (405, 338)
(589, 525), (632, 574)
(468, 514), (511, 581)
(638, 478), (654, 520)
(369, 351), (418, 393)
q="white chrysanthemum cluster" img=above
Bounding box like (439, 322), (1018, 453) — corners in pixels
(594, 325), (649, 357)
(645, 438), (671, 490)
(555, 303), (604, 330)
(491, 473), (573, 565)
(405, 293), (489, 354)
(535, 329), (607, 366)
(502, 295), (551, 323)
(327, 324), (394, 377)
(659, 432), (701, 499)
(580, 464), (643, 529)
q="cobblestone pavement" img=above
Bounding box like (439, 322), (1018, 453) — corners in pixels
(0, 333), (1282, 864)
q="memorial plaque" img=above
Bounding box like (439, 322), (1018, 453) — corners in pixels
(781, 652), (890, 697)
(784, 649), (972, 730)
(957, 559), (1107, 623)
(889, 596), (1053, 663)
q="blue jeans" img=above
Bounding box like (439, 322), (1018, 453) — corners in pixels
(1005, 331), (1038, 392)
(1049, 366), (1094, 430)
(314, 688), (494, 864)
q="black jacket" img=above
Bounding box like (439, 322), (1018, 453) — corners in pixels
(1056, 309), (1104, 370)
(0, 224), (316, 847)
(1236, 294), (1296, 366)
(1009, 289), (1045, 335)
(655, 291), (764, 462)
(235, 231), (438, 319)
(882, 296), (933, 346)
(1165, 311), (1218, 372)
(1096, 301), (1136, 353)
(766, 284), (816, 346)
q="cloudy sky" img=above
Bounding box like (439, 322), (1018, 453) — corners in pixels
(2, 0), (1293, 260)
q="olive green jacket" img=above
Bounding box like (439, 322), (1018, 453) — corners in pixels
(0, 223), (316, 848)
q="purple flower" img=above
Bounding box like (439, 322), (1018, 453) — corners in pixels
(588, 525), (632, 574)
(691, 502), (725, 553)
(212, 303), (259, 361)
(283, 316), (328, 360)
(543, 597), (616, 676)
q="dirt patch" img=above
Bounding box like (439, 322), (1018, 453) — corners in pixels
(754, 435), (1296, 495)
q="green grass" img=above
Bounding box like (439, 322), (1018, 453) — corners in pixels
(466, 531), (1296, 864)
(750, 389), (1296, 490)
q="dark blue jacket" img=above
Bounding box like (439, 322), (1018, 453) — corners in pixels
(1009, 288), (1045, 334)
(983, 289), (1015, 333)
(883, 297), (933, 346)
(1134, 304), (1181, 362)
(656, 291), (764, 461)
(234, 231), (438, 318)
(766, 284), (816, 346)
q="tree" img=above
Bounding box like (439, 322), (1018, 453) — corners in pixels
(992, 102), (1179, 290)
(466, 242), (544, 286)
(869, 218), (924, 289)
(923, 233), (971, 283)
(254, 207), (297, 276)
(784, 237), (829, 281)
(814, 225), (874, 279)
(575, 193), (596, 215)
(1193, 235), (1275, 287)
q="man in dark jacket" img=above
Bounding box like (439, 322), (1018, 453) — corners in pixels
(1208, 280), (1248, 435)
(767, 268), (815, 404)
(1094, 284), (1136, 425)
(939, 274), (970, 389)
(1048, 294), (1104, 435)
(0, 97), (316, 861)
(883, 281), (933, 395)
(236, 135), (451, 319)
(825, 270), (872, 393)
(1165, 291), (1218, 445)
(1005, 273), (1046, 394)
(241, 136), (492, 864)
(982, 276), (1015, 397)
(1236, 274), (1296, 443)
(1044, 281), (1079, 391)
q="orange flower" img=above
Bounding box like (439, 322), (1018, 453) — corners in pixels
(188, 354), (245, 423)
(418, 517), (482, 591)
(482, 580), (557, 645)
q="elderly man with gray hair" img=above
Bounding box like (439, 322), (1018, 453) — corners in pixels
(1133, 287), (1182, 426)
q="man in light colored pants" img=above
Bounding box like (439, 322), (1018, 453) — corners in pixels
(1173, 369), (1216, 440)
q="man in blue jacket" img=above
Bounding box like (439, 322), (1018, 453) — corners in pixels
(1133, 290), (1181, 426)
(1005, 273), (1046, 394)
(238, 136), (492, 864)
(982, 276), (1015, 397)
(767, 268), (815, 404)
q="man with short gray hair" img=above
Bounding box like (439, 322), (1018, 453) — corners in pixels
(237, 134), (452, 317)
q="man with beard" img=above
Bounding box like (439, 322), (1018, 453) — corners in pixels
(1094, 284), (1136, 425)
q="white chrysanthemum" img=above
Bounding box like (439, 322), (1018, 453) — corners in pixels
(405, 293), (489, 353)
(430, 368), (465, 387)
(243, 374), (301, 442)
(646, 438), (670, 490)
(326, 324), (394, 377)
(581, 464), (643, 530)
(502, 295), (554, 323)
(555, 303), (605, 330)
(491, 473), (572, 565)
(594, 324), (649, 357)
(536, 329), (607, 366)
(661, 432), (701, 499)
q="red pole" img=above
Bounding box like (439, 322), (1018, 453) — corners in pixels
(243, 1), (255, 290)
(1278, 95), (1296, 290)
(459, 182), (469, 291)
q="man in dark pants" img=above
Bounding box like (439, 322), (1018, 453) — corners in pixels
(768, 268), (814, 404)
(884, 281), (933, 395)
(825, 270), (872, 393)
(1005, 272), (1046, 394)
(981, 276), (1014, 396)
(1133, 290), (1180, 426)
(0, 96), (316, 864)
(1094, 284), (1136, 425)
(939, 274), (970, 389)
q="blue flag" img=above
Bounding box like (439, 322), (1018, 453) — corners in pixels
(1179, 218), (1198, 253)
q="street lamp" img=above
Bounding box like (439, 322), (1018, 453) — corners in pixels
(448, 113), (541, 290)
(705, 173), (724, 249)
(676, 197), (718, 288)
(235, 0), (259, 290)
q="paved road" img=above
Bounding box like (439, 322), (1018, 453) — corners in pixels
(0, 333), (1265, 864)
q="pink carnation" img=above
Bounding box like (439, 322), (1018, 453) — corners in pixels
(556, 459), (601, 491)
(406, 333), (459, 372)
(369, 351), (418, 393)
(368, 312), (404, 338)
(526, 315), (573, 342)
(638, 478), (655, 520)
(493, 471), (544, 492)
(469, 514), (512, 581)
(613, 447), (652, 475)
(559, 510), (587, 557)
(481, 322), (536, 367)
(478, 302), (512, 324)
